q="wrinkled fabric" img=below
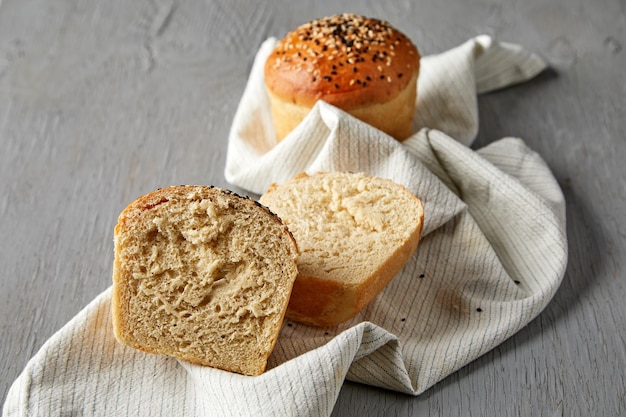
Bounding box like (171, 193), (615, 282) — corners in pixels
(4, 36), (565, 417)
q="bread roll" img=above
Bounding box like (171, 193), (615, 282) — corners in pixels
(264, 13), (420, 142)
(260, 172), (424, 327)
(111, 185), (298, 375)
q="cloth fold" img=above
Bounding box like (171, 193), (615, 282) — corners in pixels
(4, 35), (566, 417)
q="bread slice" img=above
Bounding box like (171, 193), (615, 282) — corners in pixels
(260, 172), (424, 327)
(111, 185), (298, 375)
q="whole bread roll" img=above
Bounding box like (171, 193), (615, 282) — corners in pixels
(260, 172), (424, 327)
(264, 13), (420, 142)
(111, 185), (298, 376)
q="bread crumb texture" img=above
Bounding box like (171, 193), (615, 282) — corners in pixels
(112, 186), (298, 376)
(260, 172), (424, 326)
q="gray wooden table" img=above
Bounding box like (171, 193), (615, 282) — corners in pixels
(1, 0), (624, 415)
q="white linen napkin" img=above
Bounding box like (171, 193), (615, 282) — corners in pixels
(3, 35), (566, 417)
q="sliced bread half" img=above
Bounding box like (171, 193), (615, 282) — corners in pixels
(260, 172), (424, 327)
(111, 185), (298, 375)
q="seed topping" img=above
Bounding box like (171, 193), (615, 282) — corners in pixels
(267, 13), (418, 90)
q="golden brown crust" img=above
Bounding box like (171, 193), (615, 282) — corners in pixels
(264, 14), (420, 108)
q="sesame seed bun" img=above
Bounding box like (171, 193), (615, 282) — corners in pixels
(264, 13), (420, 142)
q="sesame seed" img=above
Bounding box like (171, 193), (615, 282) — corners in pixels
(272, 14), (415, 88)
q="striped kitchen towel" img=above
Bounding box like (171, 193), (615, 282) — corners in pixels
(4, 36), (565, 417)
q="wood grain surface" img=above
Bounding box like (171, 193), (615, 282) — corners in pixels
(1, 0), (624, 415)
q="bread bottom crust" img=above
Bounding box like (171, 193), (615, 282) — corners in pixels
(267, 74), (418, 142)
(284, 224), (422, 327)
